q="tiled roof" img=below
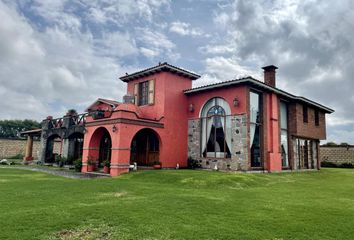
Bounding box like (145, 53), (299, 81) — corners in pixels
(119, 62), (200, 82)
(184, 77), (334, 113)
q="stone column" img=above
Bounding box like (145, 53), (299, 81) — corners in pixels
(24, 135), (34, 161)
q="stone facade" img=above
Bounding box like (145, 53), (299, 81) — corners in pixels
(320, 146), (354, 165)
(0, 138), (40, 159)
(188, 114), (248, 171)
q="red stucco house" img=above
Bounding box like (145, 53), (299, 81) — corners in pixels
(80, 62), (333, 176)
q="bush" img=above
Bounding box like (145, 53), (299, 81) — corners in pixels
(74, 158), (82, 172)
(7, 153), (24, 159)
(340, 162), (354, 168)
(321, 161), (354, 168)
(188, 157), (201, 169)
(321, 161), (337, 168)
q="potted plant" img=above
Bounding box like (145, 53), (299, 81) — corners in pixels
(103, 160), (110, 174)
(153, 161), (162, 169)
(87, 156), (96, 172)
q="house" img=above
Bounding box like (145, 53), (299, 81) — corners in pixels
(79, 62), (333, 176)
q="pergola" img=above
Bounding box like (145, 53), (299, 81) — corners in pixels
(21, 129), (42, 161)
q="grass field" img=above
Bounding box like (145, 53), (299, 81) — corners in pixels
(0, 168), (354, 240)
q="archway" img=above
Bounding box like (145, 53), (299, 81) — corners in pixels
(88, 127), (112, 170)
(130, 128), (160, 166)
(67, 132), (84, 163)
(45, 134), (62, 163)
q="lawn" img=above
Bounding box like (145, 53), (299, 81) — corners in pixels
(0, 168), (354, 240)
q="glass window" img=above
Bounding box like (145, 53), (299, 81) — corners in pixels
(303, 105), (308, 123)
(138, 81), (149, 106)
(315, 109), (319, 126)
(200, 98), (232, 158)
(280, 101), (289, 168)
(250, 92), (262, 167)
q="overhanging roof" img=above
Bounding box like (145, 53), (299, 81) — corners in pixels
(184, 77), (334, 113)
(21, 128), (42, 136)
(119, 62), (200, 82)
(86, 98), (120, 112)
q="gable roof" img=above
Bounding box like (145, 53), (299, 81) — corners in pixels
(119, 62), (200, 82)
(184, 77), (334, 113)
(86, 98), (120, 112)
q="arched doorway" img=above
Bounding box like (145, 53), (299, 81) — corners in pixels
(67, 132), (84, 163)
(130, 128), (160, 166)
(45, 134), (62, 163)
(88, 127), (112, 171)
(98, 130), (111, 169)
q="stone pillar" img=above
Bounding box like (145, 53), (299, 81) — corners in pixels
(23, 135), (34, 161)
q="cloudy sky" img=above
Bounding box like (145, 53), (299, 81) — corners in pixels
(0, 0), (353, 143)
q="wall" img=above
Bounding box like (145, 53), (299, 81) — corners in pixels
(0, 139), (40, 159)
(320, 146), (354, 164)
(288, 103), (326, 140)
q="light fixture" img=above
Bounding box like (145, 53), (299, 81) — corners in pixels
(189, 103), (194, 112)
(233, 97), (239, 107)
(83, 127), (87, 134)
(112, 125), (117, 133)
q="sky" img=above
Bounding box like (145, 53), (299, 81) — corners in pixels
(0, 0), (353, 143)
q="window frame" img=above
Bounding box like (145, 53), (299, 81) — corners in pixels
(249, 90), (263, 169)
(138, 81), (149, 106)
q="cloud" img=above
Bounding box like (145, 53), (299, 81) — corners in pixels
(169, 21), (204, 37)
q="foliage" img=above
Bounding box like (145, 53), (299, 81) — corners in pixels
(66, 109), (78, 116)
(322, 142), (337, 146)
(321, 161), (354, 168)
(103, 160), (110, 168)
(7, 153), (24, 159)
(87, 156), (96, 166)
(0, 119), (41, 139)
(1, 168), (354, 239)
(54, 156), (66, 168)
(74, 158), (82, 172)
(187, 157), (202, 169)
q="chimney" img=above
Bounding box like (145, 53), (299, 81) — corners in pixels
(262, 65), (278, 87)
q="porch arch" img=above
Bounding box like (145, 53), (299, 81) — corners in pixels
(130, 128), (160, 166)
(87, 127), (112, 170)
(45, 134), (62, 163)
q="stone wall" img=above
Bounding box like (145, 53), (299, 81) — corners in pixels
(188, 114), (248, 171)
(320, 146), (354, 164)
(0, 138), (40, 159)
(0, 138), (61, 160)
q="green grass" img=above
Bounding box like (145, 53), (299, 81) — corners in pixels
(0, 168), (354, 240)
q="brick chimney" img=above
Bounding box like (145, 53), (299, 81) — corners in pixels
(262, 65), (278, 87)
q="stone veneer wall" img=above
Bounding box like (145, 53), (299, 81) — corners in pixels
(188, 114), (248, 171)
(320, 146), (354, 164)
(0, 138), (41, 159)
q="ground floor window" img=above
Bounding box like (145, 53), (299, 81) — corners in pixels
(294, 138), (318, 169)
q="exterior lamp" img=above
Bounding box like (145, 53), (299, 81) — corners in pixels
(112, 125), (117, 133)
(83, 128), (87, 134)
(233, 97), (239, 107)
(189, 103), (195, 112)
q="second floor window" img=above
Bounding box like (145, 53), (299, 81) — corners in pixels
(315, 109), (319, 126)
(303, 105), (308, 123)
(138, 81), (149, 106)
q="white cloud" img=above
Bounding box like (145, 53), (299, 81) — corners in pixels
(169, 21), (204, 37)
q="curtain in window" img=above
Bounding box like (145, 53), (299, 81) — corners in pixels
(201, 99), (215, 154)
(249, 93), (259, 148)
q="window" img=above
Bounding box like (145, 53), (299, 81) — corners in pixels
(280, 101), (289, 168)
(303, 105), (308, 123)
(138, 81), (149, 106)
(315, 109), (319, 126)
(250, 91), (262, 167)
(200, 98), (232, 158)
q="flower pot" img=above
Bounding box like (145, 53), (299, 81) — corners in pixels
(103, 166), (110, 174)
(153, 164), (162, 169)
(87, 165), (94, 172)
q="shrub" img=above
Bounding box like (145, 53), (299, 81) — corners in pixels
(340, 162), (354, 168)
(188, 157), (201, 169)
(321, 161), (337, 168)
(7, 153), (24, 159)
(74, 158), (82, 172)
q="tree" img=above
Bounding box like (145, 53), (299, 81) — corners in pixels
(0, 119), (41, 139)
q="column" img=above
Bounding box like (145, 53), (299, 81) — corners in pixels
(24, 135), (34, 161)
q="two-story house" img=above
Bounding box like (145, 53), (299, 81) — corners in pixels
(81, 63), (333, 176)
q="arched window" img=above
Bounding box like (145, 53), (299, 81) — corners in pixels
(200, 97), (232, 158)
